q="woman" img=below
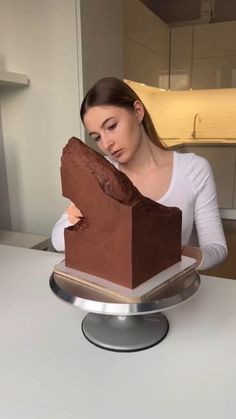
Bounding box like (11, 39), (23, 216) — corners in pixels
(51, 77), (227, 270)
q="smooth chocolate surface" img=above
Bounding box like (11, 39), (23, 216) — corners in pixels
(61, 137), (182, 289)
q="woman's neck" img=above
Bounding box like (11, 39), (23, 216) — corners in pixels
(120, 131), (165, 175)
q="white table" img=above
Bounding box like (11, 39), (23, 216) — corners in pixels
(0, 244), (235, 419)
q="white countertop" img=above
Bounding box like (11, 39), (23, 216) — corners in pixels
(0, 244), (236, 419)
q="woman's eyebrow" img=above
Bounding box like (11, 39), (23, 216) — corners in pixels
(89, 117), (114, 136)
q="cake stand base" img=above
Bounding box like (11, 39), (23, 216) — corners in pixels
(82, 312), (169, 352)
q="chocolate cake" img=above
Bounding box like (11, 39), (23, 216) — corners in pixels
(61, 137), (182, 289)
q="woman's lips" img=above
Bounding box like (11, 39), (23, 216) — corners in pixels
(111, 149), (123, 159)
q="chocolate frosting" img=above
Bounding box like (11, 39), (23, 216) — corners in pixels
(61, 137), (182, 289)
(62, 138), (178, 214)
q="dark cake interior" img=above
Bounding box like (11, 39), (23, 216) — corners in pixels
(61, 137), (182, 289)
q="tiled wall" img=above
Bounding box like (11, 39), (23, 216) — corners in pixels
(128, 81), (236, 140)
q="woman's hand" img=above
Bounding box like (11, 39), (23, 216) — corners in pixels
(66, 202), (82, 225)
(181, 244), (203, 268)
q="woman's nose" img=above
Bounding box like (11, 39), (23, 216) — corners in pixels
(101, 134), (114, 151)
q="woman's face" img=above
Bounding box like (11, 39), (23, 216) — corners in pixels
(83, 102), (144, 163)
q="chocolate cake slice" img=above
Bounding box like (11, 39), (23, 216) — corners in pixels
(61, 137), (182, 289)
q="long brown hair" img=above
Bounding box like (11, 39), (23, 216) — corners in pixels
(80, 77), (166, 149)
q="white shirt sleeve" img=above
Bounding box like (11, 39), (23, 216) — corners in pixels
(189, 155), (228, 270)
(51, 212), (71, 252)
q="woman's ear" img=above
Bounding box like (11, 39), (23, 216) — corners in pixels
(133, 100), (144, 124)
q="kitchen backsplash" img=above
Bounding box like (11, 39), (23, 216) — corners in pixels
(127, 81), (236, 139)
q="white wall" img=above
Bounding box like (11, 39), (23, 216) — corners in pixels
(0, 0), (83, 235)
(79, 0), (124, 150)
(0, 0), (124, 236)
(80, 0), (123, 94)
(0, 109), (10, 229)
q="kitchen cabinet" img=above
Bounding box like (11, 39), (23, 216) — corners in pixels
(125, 6), (236, 90)
(124, 0), (148, 48)
(171, 21), (236, 90)
(192, 21), (236, 89)
(170, 26), (193, 90)
(192, 55), (236, 89)
(124, 37), (149, 85)
(183, 145), (236, 209)
(148, 49), (169, 89)
(193, 21), (236, 58)
(123, 0), (170, 89)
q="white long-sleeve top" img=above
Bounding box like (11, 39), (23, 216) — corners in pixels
(51, 152), (227, 270)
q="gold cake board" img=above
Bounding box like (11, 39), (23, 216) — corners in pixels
(54, 256), (196, 303)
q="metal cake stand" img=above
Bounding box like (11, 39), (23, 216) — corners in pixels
(50, 269), (200, 352)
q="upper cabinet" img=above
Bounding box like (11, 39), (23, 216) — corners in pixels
(124, 1), (236, 91)
(123, 0), (170, 89)
(170, 26), (193, 90)
(170, 21), (236, 90)
(192, 21), (236, 89)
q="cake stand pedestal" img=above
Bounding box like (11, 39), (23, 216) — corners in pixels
(50, 269), (200, 352)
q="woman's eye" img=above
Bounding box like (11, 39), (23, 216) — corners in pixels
(108, 123), (117, 131)
(93, 135), (100, 142)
